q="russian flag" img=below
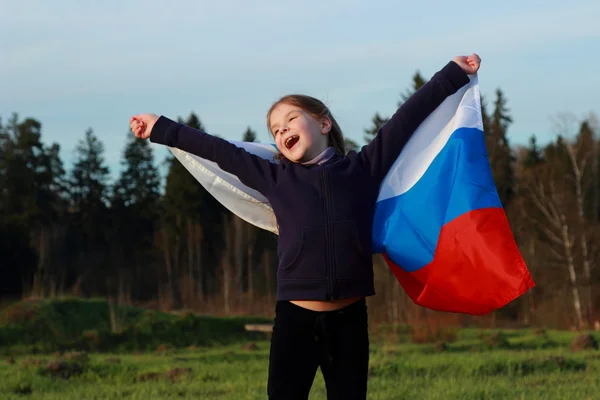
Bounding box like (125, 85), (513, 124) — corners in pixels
(371, 74), (534, 315)
(168, 74), (534, 315)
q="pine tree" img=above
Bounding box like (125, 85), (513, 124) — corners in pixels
(0, 114), (67, 296)
(243, 127), (257, 142)
(111, 134), (161, 299)
(363, 113), (388, 144)
(513, 134), (545, 323)
(68, 128), (111, 294)
(486, 89), (515, 207)
(574, 119), (597, 221)
(344, 137), (359, 153)
(523, 135), (543, 168)
(480, 95), (491, 137)
(160, 112), (227, 308)
(113, 136), (160, 208)
(70, 128), (110, 211)
(364, 70), (427, 145)
(398, 71), (427, 106)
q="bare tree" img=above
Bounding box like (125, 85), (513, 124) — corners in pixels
(523, 159), (585, 328)
(552, 113), (596, 324)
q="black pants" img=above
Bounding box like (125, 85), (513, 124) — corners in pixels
(267, 298), (369, 399)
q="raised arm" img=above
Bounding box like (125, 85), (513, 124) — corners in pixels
(132, 114), (278, 195)
(358, 58), (473, 183)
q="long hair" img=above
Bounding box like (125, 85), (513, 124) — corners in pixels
(267, 94), (345, 159)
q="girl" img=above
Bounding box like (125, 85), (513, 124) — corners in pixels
(130, 54), (481, 399)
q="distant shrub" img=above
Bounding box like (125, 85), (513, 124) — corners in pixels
(0, 297), (271, 353)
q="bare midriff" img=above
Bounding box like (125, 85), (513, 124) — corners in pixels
(290, 296), (363, 312)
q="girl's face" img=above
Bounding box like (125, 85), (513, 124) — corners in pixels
(269, 103), (331, 163)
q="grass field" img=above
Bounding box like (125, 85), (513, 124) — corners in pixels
(1, 298), (599, 399)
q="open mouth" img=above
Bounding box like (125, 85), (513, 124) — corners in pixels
(284, 135), (299, 150)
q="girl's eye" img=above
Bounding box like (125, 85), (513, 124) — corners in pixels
(289, 116), (296, 122)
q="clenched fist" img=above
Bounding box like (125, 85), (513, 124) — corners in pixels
(452, 53), (481, 75)
(130, 113), (159, 139)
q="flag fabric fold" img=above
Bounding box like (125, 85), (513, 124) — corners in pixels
(168, 74), (535, 315)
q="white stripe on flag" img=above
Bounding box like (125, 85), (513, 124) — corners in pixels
(376, 75), (482, 202)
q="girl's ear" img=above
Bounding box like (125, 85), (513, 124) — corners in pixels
(321, 117), (332, 135)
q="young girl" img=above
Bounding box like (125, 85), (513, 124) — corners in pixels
(130, 54), (481, 399)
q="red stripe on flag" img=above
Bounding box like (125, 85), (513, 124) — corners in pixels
(384, 207), (535, 315)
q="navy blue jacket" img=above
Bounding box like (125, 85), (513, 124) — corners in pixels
(150, 61), (470, 301)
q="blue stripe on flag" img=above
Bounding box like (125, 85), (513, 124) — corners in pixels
(372, 127), (502, 271)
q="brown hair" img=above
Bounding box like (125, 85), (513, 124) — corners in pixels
(267, 94), (346, 160)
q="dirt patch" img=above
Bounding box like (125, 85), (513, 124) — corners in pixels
(570, 334), (598, 351)
(242, 342), (258, 351)
(155, 344), (172, 354)
(434, 342), (448, 352)
(483, 331), (510, 349)
(167, 367), (192, 381)
(62, 351), (89, 363)
(20, 357), (45, 367)
(45, 360), (84, 379)
(136, 371), (161, 382)
(135, 368), (193, 382)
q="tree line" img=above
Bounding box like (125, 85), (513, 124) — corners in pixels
(1, 73), (599, 329)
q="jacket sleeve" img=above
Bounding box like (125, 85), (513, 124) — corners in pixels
(358, 61), (470, 183)
(150, 116), (278, 195)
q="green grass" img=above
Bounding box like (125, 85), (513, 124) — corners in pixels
(1, 298), (599, 399)
(1, 341), (599, 399)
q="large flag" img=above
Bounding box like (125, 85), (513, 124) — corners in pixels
(168, 74), (535, 315)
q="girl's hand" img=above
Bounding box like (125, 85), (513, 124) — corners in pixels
(130, 113), (159, 139)
(452, 53), (481, 75)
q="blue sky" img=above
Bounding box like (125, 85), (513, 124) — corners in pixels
(1, 0), (599, 179)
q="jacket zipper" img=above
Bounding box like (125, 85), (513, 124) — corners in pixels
(322, 166), (336, 300)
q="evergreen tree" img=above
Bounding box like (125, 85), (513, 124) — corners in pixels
(68, 128), (111, 294)
(364, 113), (388, 144)
(398, 71), (427, 106)
(486, 89), (515, 207)
(111, 134), (161, 299)
(364, 70), (427, 145)
(0, 114), (66, 295)
(70, 128), (110, 211)
(344, 137), (360, 153)
(480, 95), (491, 137)
(523, 135), (544, 168)
(113, 136), (160, 208)
(160, 113), (226, 307)
(574, 119), (597, 221)
(242, 127), (257, 142)
(0, 115), (64, 221)
(0, 114), (65, 292)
